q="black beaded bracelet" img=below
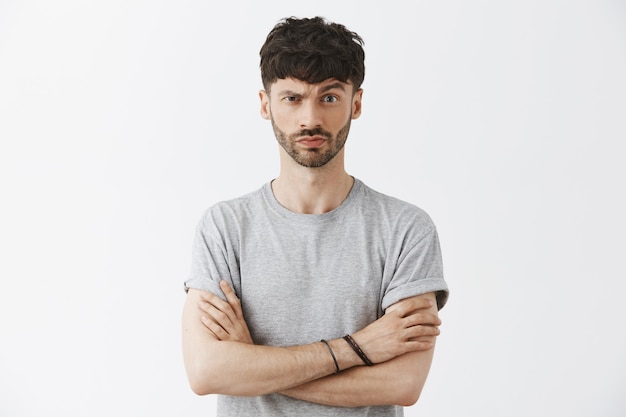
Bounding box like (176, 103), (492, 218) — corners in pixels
(343, 334), (374, 366)
(320, 339), (340, 374)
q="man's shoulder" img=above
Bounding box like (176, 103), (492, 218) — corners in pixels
(197, 183), (269, 228)
(212, 183), (267, 210)
(357, 180), (435, 228)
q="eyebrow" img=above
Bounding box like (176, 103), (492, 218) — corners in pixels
(277, 82), (348, 98)
(319, 82), (347, 94)
(277, 90), (304, 98)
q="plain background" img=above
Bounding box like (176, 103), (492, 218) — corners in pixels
(1, 1), (625, 416)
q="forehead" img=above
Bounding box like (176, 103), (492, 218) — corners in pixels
(270, 77), (352, 95)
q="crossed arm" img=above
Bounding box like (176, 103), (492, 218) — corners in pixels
(182, 280), (441, 407)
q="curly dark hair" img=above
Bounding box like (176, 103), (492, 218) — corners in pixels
(259, 16), (365, 93)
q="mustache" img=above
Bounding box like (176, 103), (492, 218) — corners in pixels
(290, 127), (332, 140)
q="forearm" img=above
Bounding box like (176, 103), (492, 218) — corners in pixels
(281, 292), (440, 408)
(281, 348), (435, 407)
(183, 290), (363, 396)
(185, 287), (440, 401)
(186, 340), (335, 396)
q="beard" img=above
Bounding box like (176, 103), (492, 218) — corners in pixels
(271, 116), (352, 168)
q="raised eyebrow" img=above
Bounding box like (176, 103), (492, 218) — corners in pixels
(319, 82), (347, 94)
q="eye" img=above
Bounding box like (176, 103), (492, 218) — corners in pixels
(283, 96), (299, 102)
(322, 95), (339, 103)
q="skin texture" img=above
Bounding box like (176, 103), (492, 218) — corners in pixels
(182, 77), (443, 407)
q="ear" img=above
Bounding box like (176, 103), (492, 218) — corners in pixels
(259, 90), (271, 120)
(351, 88), (363, 120)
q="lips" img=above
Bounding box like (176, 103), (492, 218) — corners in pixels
(297, 136), (327, 148)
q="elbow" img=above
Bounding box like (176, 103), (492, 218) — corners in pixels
(186, 360), (221, 396)
(188, 377), (212, 396)
(393, 374), (425, 407)
(188, 377), (211, 397)
(397, 390), (421, 407)
(189, 384), (208, 396)
(186, 354), (250, 396)
(395, 388), (421, 407)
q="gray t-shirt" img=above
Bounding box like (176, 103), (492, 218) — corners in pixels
(185, 178), (449, 416)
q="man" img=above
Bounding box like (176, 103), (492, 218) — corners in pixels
(182, 16), (449, 416)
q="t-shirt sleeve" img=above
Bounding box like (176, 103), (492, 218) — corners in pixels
(381, 224), (449, 311)
(183, 208), (232, 301)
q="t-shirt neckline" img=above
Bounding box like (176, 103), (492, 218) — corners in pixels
(261, 177), (362, 224)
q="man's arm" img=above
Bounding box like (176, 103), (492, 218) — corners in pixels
(182, 282), (438, 397)
(183, 287), (339, 396)
(184, 284), (440, 406)
(281, 349), (434, 407)
(281, 292), (439, 407)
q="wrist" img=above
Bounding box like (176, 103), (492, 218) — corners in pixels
(327, 337), (367, 371)
(343, 334), (374, 366)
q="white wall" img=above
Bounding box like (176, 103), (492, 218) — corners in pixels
(1, 1), (624, 416)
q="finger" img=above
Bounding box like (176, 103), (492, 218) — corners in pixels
(220, 280), (243, 315)
(199, 289), (239, 324)
(404, 324), (440, 340)
(405, 339), (436, 352)
(404, 312), (442, 328)
(389, 297), (433, 317)
(199, 290), (232, 313)
(201, 315), (229, 340)
(197, 299), (233, 323)
(204, 304), (233, 329)
(197, 300), (212, 315)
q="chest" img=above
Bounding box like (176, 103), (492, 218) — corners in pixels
(236, 220), (389, 345)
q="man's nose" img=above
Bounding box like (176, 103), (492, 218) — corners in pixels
(298, 100), (323, 129)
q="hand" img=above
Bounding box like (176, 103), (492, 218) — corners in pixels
(350, 295), (441, 364)
(197, 280), (253, 344)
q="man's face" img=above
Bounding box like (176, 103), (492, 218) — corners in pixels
(260, 78), (363, 168)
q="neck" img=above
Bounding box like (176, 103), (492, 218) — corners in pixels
(272, 150), (354, 214)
